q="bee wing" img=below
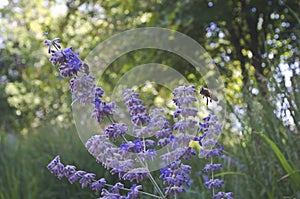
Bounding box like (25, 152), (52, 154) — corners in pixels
(210, 94), (218, 101)
(81, 63), (90, 75)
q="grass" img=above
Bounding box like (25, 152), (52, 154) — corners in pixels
(0, 126), (108, 199)
(1, 123), (299, 199)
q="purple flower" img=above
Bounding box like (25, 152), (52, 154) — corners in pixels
(68, 170), (87, 184)
(101, 182), (124, 198)
(160, 161), (191, 195)
(92, 98), (116, 122)
(203, 163), (222, 172)
(120, 139), (143, 153)
(62, 47), (82, 73)
(104, 123), (128, 141)
(100, 189), (121, 199)
(149, 108), (173, 147)
(49, 47), (82, 77)
(63, 165), (77, 178)
(90, 178), (106, 191)
(199, 146), (224, 159)
(123, 89), (150, 126)
(213, 191), (234, 199)
(49, 50), (64, 66)
(44, 39), (235, 199)
(145, 149), (156, 160)
(204, 179), (224, 189)
(166, 133), (196, 159)
(136, 148), (157, 161)
(174, 107), (198, 118)
(145, 139), (156, 147)
(198, 115), (224, 158)
(180, 107), (198, 117)
(149, 108), (170, 129)
(70, 74), (96, 105)
(164, 186), (186, 196)
(47, 155), (64, 180)
(95, 87), (105, 98)
(160, 147), (187, 162)
(181, 147), (196, 160)
(197, 114), (234, 197)
(47, 155), (60, 170)
(110, 159), (134, 179)
(47, 156), (108, 192)
(173, 119), (197, 133)
(85, 135), (111, 156)
(133, 139), (143, 152)
(170, 85), (198, 163)
(173, 85), (196, 96)
(133, 126), (153, 137)
(173, 96), (197, 107)
(123, 168), (149, 182)
(126, 184), (142, 199)
(79, 173), (96, 188)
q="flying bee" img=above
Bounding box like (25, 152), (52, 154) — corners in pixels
(81, 63), (90, 75)
(200, 87), (218, 106)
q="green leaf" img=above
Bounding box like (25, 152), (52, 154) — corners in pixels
(260, 133), (300, 192)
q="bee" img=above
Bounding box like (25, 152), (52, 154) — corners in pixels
(200, 87), (218, 105)
(81, 63), (90, 75)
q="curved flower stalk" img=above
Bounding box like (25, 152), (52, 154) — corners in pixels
(198, 115), (234, 199)
(47, 155), (157, 199)
(44, 38), (233, 199)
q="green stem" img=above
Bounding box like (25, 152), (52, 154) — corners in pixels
(121, 135), (166, 198)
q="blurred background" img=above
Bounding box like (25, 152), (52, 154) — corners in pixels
(0, 0), (299, 198)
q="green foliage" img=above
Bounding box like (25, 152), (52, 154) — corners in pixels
(260, 133), (300, 193)
(0, 0), (299, 198)
(0, 127), (112, 199)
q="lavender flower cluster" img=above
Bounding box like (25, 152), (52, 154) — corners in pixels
(44, 38), (233, 199)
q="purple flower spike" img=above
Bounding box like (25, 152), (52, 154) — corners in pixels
(44, 38), (234, 199)
(49, 50), (64, 66)
(63, 165), (77, 178)
(126, 184), (142, 199)
(173, 85), (196, 96)
(92, 98), (116, 122)
(47, 155), (64, 179)
(70, 74), (96, 105)
(164, 186), (186, 196)
(47, 155), (61, 170)
(68, 170), (87, 184)
(62, 48), (82, 71)
(123, 89), (150, 126)
(204, 179), (224, 189)
(79, 173), (96, 188)
(90, 178), (106, 191)
(197, 114), (234, 197)
(123, 168), (149, 182)
(203, 163), (222, 172)
(104, 123), (128, 141)
(160, 161), (191, 195)
(46, 156), (110, 194)
(101, 182), (124, 198)
(95, 87), (105, 98)
(173, 96), (197, 107)
(49, 47), (82, 78)
(213, 192), (234, 199)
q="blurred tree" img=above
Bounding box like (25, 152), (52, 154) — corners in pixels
(0, 0), (299, 197)
(0, 0), (87, 133)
